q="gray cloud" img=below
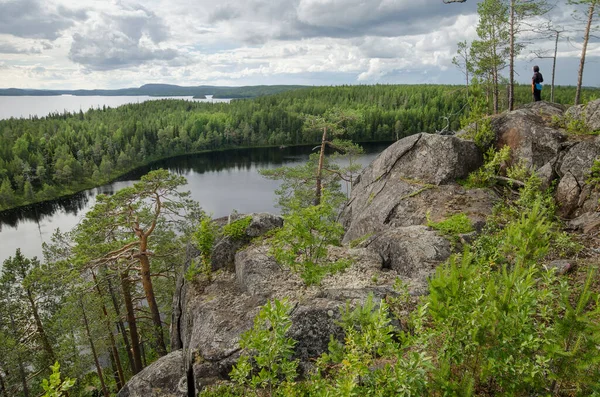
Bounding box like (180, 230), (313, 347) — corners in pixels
(68, 4), (177, 70)
(209, 5), (241, 23)
(0, 0), (87, 40)
(197, 0), (480, 45)
(0, 42), (41, 54)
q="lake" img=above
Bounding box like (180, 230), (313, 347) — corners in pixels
(0, 95), (229, 120)
(0, 143), (389, 265)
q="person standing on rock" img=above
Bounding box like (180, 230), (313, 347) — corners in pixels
(532, 65), (544, 102)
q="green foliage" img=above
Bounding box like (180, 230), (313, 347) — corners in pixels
(270, 191), (348, 285)
(2, 84), (600, 211)
(41, 362), (76, 397)
(460, 117), (496, 151)
(230, 299), (298, 390)
(427, 213), (474, 237)
(588, 158), (600, 189)
(223, 216), (252, 240)
(463, 145), (511, 188)
(187, 216), (219, 281)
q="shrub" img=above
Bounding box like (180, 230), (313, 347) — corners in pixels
(270, 190), (348, 285)
(223, 216), (252, 240)
(229, 299), (298, 391)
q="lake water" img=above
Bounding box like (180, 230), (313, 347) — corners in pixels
(0, 143), (389, 265)
(0, 95), (229, 120)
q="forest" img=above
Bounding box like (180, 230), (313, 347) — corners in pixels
(1, 83), (598, 212)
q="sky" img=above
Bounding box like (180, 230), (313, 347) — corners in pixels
(0, 0), (598, 89)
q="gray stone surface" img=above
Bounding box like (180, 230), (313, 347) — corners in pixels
(363, 226), (452, 294)
(545, 260), (575, 276)
(556, 172), (582, 218)
(175, 242), (400, 391)
(117, 350), (186, 397)
(491, 105), (566, 169)
(557, 139), (600, 185)
(565, 99), (600, 132)
(341, 133), (485, 243)
(567, 211), (600, 234)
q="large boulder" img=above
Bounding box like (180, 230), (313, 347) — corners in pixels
(363, 226), (452, 295)
(556, 172), (582, 218)
(555, 138), (600, 218)
(490, 103), (566, 169)
(565, 99), (600, 132)
(341, 133), (485, 243)
(117, 350), (187, 397)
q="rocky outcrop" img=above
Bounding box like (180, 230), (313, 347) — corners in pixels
(177, 243), (398, 393)
(124, 102), (599, 397)
(555, 138), (600, 218)
(565, 99), (600, 132)
(490, 103), (566, 169)
(341, 133), (489, 244)
(117, 350), (187, 397)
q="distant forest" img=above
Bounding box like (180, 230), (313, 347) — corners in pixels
(0, 84), (598, 211)
(0, 84), (306, 99)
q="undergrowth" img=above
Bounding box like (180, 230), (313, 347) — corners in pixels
(201, 167), (598, 397)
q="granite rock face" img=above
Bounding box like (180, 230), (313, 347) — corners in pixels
(117, 350), (187, 397)
(565, 99), (600, 132)
(341, 133), (487, 244)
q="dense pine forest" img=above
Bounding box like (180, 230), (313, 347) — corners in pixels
(1, 84), (598, 211)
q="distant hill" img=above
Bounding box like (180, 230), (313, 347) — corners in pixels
(0, 84), (307, 99)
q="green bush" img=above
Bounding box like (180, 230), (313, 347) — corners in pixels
(223, 216), (252, 240)
(229, 299), (298, 390)
(463, 146), (511, 188)
(427, 213), (474, 237)
(187, 215), (219, 280)
(270, 190), (348, 285)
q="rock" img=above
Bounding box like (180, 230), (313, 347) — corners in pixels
(491, 105), (566, 169)
(211, 213), (283, 271)
(545, 260), (574, 276)
(537, 161), (556, 191)
(235, 245), (285, 296)
(341, 134), (484, 243)
(557, 139), (600, 185)
(556, 173), (582, 218)
(175, 241), (403, 391)
(567, 212), (600, 234)
(565, 99), (600, 132)
(363, 226), (452, 294)
(117, 350), (186, 397)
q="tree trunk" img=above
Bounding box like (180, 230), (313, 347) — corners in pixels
(107, 275), (136, 375)
(551, 30), (559, 103)
(80, 299), (109, 397)
(92, 271), (125, 387)
(138, 235), (167, 357)
(0, 365), (7, 397)
(25, 288), (55, 363)
(9, 312), (29, 397)
(109, 349), (122, 392)
(509, 0), (515, 111)
(575, 2), (595, 105)
(121, 271), (143, 374)
(315, 126), (327, 206)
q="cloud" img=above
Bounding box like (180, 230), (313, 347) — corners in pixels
(0, 0), (86, 40)
(208, 5), (241, 23)
(0, 42), (42, 54)
(68, 3), (178, 70)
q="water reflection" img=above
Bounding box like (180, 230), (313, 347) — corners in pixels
(0, 143), (390, 263)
